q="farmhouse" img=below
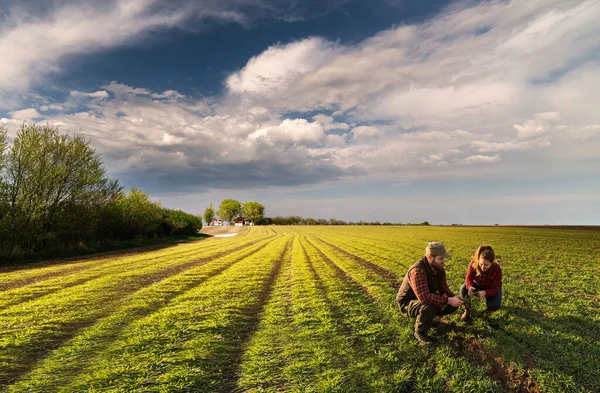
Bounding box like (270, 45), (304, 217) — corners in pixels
(212, 219), (223, 226)
(233, 217), (252, 226)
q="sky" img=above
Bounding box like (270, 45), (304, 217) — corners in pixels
(1, 0), (599, 225)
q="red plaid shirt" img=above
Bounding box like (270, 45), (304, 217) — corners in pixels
(465, 262), (502, 297)
(408, 264), (454, 308)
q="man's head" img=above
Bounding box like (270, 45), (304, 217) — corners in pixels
(425, 242), (451, 269)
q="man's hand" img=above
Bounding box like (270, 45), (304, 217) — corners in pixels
(448, 296), (464, 307)
(468, 287), (477, 297)
(476, 291), (486, 300)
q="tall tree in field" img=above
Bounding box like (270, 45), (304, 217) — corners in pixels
(218, 199), (241, 224)
(1, 124), (121, 255)
(203, 203), (215, 226)
(242, 201), (265, 224)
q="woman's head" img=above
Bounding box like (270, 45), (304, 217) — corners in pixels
(473, 245), (495, 276)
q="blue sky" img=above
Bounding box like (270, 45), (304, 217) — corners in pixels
(1, 0), (599, 224)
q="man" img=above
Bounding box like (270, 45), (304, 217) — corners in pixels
(396, 242), (464, 345)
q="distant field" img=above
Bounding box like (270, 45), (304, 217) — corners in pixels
(0, 226), (598, 392)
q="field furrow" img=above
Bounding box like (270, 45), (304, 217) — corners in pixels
(50, 236), (291, 392)
(6, 237), (281, 391)
(0, 230), (269, 292)
(0, 236), (278, 388)
(0, 233), (272, 310)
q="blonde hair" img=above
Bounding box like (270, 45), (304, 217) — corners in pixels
(472, 245), (495, 276)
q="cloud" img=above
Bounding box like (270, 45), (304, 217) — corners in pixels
(1, 0), (599, 197)
(0, 0), (349, 95)
(10, 108), (42, 120)
(455, 154), (502, 165)
(313, 114), (350, 131)
(70, 90), (109, 99)
(351, 126), (380, 140)
(40, 104), (66, 112)
(513, 111), (562, 139)
(249, 119), (326, 146)
(472, 139), (551, 153)
(226, 38), (342, 97)
(223, 0), (600, 129)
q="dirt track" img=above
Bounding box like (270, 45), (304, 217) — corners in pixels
(200, 225), (249, 236)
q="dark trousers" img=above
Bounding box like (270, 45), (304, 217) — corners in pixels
(397, 299), (458, 333)
(459, 283), (502, 311)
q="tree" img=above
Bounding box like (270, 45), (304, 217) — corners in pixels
(218, 199), (241, 224)
(1, 124), (121, 255)
(163, 209), (202, 236)
(117, 188), (164, 239)
(241, 201), (265, 224)
(203, 203), (215, 226)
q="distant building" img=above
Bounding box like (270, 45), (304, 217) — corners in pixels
(212, 219), (223, 226)
(233, 216), (252, 226)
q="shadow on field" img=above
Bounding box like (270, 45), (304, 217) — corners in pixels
(502, 305), (600, 349)
(501, 306), (600, 390)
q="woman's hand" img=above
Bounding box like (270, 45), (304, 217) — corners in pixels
(476, 290), (486, 300)
(468, 287), (477, 297)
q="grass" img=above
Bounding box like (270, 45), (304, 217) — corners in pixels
(0, 225), (598, 392)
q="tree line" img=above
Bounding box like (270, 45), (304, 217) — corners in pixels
(0, 124), (201, 260)
(203, 199), (265, 225)
(202, 202), (428, 226)
(254, 216), (414, 226)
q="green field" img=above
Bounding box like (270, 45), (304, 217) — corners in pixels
(0, 226), (598, 392)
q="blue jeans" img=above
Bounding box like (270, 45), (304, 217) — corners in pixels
(460, 283), (502, 311)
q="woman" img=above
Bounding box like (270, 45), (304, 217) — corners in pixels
(460, 245), (502, 321)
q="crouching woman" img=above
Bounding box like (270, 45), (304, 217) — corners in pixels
(460, 245), (502, 321)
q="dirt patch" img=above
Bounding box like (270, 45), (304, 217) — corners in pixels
(200, 225), (248, 236)
(437, 323), (541, 392)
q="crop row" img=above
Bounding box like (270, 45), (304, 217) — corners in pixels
(1, 228), (279, 390)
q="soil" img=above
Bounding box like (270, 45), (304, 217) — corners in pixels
(200, 225), (249, 236)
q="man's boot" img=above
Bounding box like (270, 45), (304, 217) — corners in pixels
(414, 330), (434, 346)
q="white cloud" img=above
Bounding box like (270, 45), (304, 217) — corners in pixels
(455, 154), (502, 165)
(351, 126), (380, 140)
(10, 108), (42, 120)
(249, 119), (325, 146)
(70, 90), (109, 99)
(513, 111), (562, 139)
(40, 104), (66, 111)
(0, 1), (199, 91)
(226, 38), (342, 96)
(104, 81), (152, 97)
(1, 0), (599, 198)
(223, 0), (600, 131)
(1, 0), (346, 94)
(313, 114), (350, 131)
(472, 139), (551, 153)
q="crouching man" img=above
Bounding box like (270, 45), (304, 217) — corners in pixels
(396, 242), (463, 345)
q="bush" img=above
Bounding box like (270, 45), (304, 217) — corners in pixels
(163, 209), (202, 236)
